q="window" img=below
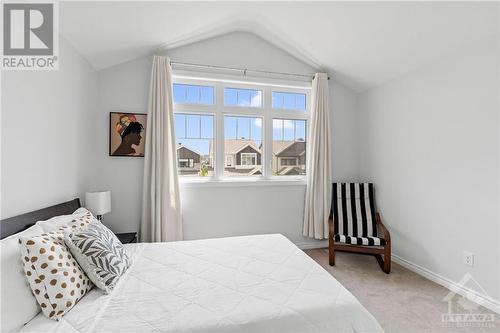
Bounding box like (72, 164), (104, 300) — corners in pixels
(280, 158), (297, 166)
(224, 116), (262, 177)
(224, 88), (262, 107)
(272, 92), (306, 111)
(179, 158), (194, 168)
(173, 84), (214, 105)
(173, 78), (309, 180)
(241, 153), (257, 166)
(272, 119), (306, 176)
(174, 113), (214, 177)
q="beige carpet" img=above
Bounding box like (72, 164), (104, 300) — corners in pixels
(305, 249), (499, 333)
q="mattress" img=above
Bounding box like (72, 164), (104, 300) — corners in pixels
(20, 234), (383, 333)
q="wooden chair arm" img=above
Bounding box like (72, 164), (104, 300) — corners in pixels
(376, 213), (391, 244)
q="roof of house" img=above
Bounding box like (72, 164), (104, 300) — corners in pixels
(221, 139), (261, 155)
(273, 140), (306, 157)
(272, 141), (293, 155)
(177, 144), (201, 156)
(208, 139), (305, 157)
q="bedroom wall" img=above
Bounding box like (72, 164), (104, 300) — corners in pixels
(92, 32), (360, 247)
(1, 38), (98, 219)
(358, 41), (499, 302)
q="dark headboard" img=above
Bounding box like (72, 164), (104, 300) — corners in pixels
(0, 199), (81, 239)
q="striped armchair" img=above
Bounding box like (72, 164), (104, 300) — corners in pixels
(329, 183), (391, 273)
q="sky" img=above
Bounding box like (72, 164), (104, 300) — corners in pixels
(173, 84), (306, 156)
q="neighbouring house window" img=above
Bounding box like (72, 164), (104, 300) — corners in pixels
(174, 113), (214, 177)
(178, 158), (194, 168)
(280, 158), (297, 166)
(241, 153), (257, 166)
(173, 78), (309, 180)
(272, 119), (307, 176)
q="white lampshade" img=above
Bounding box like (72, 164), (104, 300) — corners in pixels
(85, 191), (111, 216)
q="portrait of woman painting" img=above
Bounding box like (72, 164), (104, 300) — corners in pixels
(109, 112), (147, 157)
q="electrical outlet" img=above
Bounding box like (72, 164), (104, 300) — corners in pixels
(463, 251), (474, 267)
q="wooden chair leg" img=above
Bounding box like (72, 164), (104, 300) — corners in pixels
(328, 218), (335, 266)
(383, 243), (391, 274)
(375, 246), (391, 273)
(329, 244), (335, 266)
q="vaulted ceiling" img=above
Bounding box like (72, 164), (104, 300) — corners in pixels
(60, 1), (498, 92)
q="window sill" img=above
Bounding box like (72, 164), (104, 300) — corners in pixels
(179, 177), (306, 188)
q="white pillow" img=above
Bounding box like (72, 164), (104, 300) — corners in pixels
(36, 208), (94, 232)
(1, 224), (44, 333)
(65, 221), (131, 293)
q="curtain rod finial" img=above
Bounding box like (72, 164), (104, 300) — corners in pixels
(313, 73), (331, 80)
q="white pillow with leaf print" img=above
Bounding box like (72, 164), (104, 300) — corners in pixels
(64, 222), (131, 293)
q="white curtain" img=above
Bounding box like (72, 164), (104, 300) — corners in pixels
(140, 55), (183, 242)
(303, 73), (332, 239)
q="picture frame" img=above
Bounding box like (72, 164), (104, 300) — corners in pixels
(109, 112), (147, 157)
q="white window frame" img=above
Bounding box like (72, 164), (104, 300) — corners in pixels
(173, 74), (310, 185)
(240, 153), (257, 166)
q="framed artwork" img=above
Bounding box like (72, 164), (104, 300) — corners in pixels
(109, 112), (147, 157)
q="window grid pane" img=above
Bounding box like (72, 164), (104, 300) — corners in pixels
(174, 80), (308, 179)
(224, 116), (262, 177)
(272, 92), (306, 111)
(173, 84), (214, 105)
(272, 119), (307, 176)
(224, 88), (262, 108)
(175, 113), (214, 177)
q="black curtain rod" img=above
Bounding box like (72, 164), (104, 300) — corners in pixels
(169, 61), (330, 80)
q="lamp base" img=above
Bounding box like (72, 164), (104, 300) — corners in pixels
(96, 215), (103, 222)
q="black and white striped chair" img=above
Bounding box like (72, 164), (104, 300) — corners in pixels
(328, 183), (391, 273)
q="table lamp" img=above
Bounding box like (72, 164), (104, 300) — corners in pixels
(85, 191), (111, 222)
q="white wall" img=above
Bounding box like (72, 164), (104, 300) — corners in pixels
(359, 43), (499, 301)
(1, 38), (98, 218)
(331, 81), (359, 181)
(92, 32), (360, 247)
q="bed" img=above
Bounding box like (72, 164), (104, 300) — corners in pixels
(1, 200), (384, 333)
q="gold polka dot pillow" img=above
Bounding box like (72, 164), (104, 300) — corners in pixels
(19, 231), (93, 320)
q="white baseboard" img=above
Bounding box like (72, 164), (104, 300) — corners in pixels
(392, 254), (500, 314)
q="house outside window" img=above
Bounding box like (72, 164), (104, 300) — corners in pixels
(173, 77), (309, 180)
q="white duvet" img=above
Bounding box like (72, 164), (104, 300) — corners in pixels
(21, 234), (383, 333)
